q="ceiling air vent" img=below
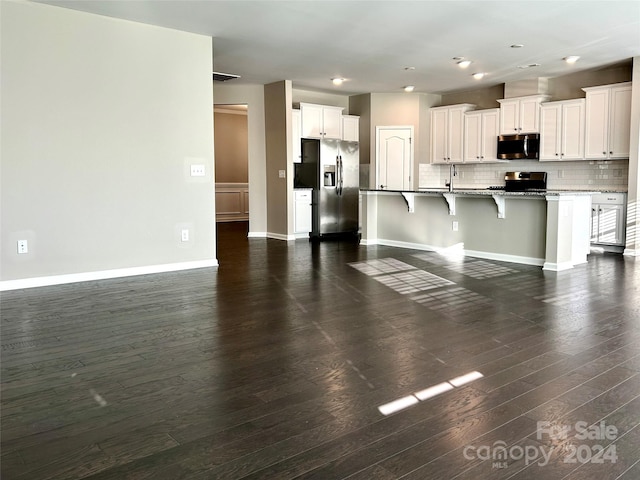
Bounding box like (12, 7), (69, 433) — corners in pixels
(213, 72), (241, 82)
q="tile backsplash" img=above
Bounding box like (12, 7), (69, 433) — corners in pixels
(419, 160), (629, 191)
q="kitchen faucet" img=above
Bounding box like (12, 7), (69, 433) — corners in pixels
(445, 164), (457, 192)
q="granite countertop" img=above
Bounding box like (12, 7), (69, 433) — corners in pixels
(361, 188), (625, 196)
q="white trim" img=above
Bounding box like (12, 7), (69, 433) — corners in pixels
(247, 231), (267, 238)
(267, 232), (296, 241)
(463, 249), (544, 267)
(375, 238), (438, 252)
(362, 238), (545, 267)
(0, 259), (218, 291)
(623, 248), (639, 256)
(359, 238), (379, 246)
(542, 261), (575, 272)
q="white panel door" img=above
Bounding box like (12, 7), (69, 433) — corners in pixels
(376, 127), (413, 191)
(430, 109), (449, 164)
(609, 85), (632, 158)
(481, 109), (500, 161)
(464, 112), (482, 162)
(499, 99), (519, 134)
(585, 89), (609, 159)
(561, 100), (585, 160)
(519, 97), (541, 133)
(540, 103), (561, 160)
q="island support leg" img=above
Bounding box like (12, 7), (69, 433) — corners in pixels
(543, 195), (590, 271)
(360, 192), (379, 245)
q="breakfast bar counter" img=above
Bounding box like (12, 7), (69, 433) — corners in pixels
(359, 188), (598, 271)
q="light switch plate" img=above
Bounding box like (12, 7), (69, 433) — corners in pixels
(278, 170), (286, 178)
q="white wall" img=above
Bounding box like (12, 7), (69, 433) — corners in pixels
(0, 0), (216, 288)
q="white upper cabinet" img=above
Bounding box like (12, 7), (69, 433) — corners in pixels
(463, 108), (499, 163)
(430, 104), (476, 164)
(539, 99), (585, 161)
(292, 109), (302, 163)
(342, 115), (359, 142)
(583, 82), (632, 160)
(497, 94), (549, 134)
(300, 103), (344, 139)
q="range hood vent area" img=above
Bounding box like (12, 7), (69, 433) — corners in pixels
(504, 77), (549, 98)
(213, 72), (241, 82)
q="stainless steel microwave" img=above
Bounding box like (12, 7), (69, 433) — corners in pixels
(497, 133), (540, 160)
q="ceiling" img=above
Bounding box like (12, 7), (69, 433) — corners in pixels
(36, 0), (640, 95)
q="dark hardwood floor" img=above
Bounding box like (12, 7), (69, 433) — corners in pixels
(2, 221), (639, 479)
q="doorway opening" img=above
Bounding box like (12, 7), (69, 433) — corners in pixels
(214, 104), (249, 226)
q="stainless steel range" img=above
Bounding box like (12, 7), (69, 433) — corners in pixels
(503, 171), (547, 192)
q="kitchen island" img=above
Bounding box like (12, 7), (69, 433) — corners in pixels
(359, 188), (597, 271)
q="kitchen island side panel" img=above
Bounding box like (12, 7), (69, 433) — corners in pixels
(370, 193), (547, 262)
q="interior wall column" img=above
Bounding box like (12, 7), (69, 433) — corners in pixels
(624, 56), (640, 256)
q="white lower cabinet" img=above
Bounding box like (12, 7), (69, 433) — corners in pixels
(591, 193), (626, 246)
(294, 189), (312, 235)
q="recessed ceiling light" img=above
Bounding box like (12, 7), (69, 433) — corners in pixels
(403, 85), (415, 92)
(564, 56), (580, 64)
(404, 66), (416, 71)
(511, 44), (524, 48)
(457, 60), (472, 69)
(517, 63), (541, 69)
(472, 72), (485, 80)
(331, 78), (345, 85)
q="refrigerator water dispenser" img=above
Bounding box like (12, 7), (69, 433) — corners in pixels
(323, 166), (336, 187)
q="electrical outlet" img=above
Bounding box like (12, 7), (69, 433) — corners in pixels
(181, 229), (189, 242)
(278, 170), (286, 178)
(558, 169), (565, 179)
(17, 240), (28, 254)
(452, 221), (459, 232)
(190, 164), (205, 177)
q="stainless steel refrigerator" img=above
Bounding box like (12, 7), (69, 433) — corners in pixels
(300, 138), (359, 239)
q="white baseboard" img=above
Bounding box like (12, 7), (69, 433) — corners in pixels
(363, 238), (545, 267)
(0, 259), (219, 291)
(359, 238), (379, 246)
(246, 231), (296, 241)
(267, 232), (297, 241)
(542, 261), (575, 272)
(623, 248), (639, 256)
(464, 249), (545, 267)
(374, 238), (438, 252)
